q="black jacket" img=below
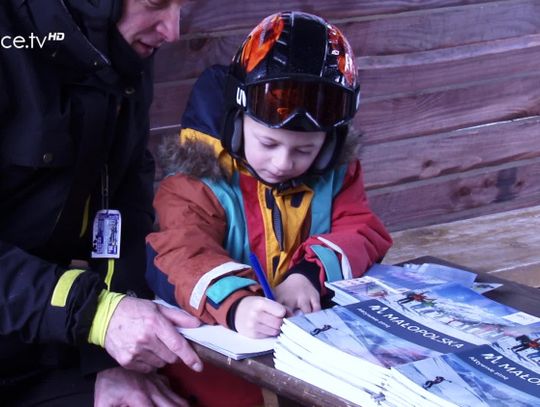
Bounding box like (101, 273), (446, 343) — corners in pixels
(0, 0), (155, 385)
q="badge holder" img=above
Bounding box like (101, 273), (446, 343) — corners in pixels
(91, 166), (121, 259)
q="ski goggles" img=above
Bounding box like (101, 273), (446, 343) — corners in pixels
(240, 79), (360, 130)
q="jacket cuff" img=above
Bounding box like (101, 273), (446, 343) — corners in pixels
(205, 289), (254, 327)
(226, 297), (244, 331)
(87, 290), (126, 346)
(41, 269), (105, 344)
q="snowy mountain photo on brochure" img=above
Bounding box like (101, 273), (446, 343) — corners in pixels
(379, 282), (540, 344)
(390, 328), (540, 407)
(325, 263), (478, 305)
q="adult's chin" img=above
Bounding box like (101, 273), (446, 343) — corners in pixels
(133, 41), (155, 58)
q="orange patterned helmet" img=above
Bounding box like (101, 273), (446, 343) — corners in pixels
(222, 11), (360, 175)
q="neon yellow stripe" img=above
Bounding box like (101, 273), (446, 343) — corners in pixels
(104, 259), (115, 290)
(87, 289), (125, 346)
(51, 269), (85, 307)
(79, 196), (90, 238)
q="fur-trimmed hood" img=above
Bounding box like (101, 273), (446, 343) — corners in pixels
(158, 132), (227, 181)
(158, 127), (364, 185)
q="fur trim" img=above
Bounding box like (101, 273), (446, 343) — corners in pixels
(336, 125), (363, 165)
(158, 134), (226, 181)
(157, 126), (362, 182)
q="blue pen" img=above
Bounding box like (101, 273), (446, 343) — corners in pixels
(249, 252), (275, 301)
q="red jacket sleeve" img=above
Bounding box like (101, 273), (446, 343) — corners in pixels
(146, 175), (259, 326)
(290, 161), (392, 293)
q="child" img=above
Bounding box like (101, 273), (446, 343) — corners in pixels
(146, 10), (392, 406)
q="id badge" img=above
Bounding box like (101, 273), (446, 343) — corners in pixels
(91, 209), (121, 258)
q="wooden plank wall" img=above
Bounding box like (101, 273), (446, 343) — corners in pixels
(150, 0), (540, 232)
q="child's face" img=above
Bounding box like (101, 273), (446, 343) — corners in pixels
(243, 115), (326, 184)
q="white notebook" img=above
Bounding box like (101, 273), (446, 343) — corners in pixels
(154, 299), (276, 360)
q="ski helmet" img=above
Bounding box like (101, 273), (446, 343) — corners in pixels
(222, 11), (360, 174)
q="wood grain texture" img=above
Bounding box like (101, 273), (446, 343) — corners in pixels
(154, 35), (244, 84)
(358, 37), (540, 98)
(368, 159), (540, 230)
(150, 79), (195, 129)
(152, 38), (540, 138)
(361, 116), (540, 189)
(178, 0), (511, 35)
(356, 72), (540, 143)
(156, 0), (540, 84)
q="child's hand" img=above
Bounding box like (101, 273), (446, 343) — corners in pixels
(274, 274), (321, 315)
(234, 296), (286, 338)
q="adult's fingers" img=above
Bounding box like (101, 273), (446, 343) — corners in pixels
(143, 336), (181, 366)
(154, 309), (203, 372)
(122, 357), (158, 374)
(159, 305), (201, 328)
(126, 392), (154, 407)
(151, 374), (190, 407)
(111, 336), (176, 372)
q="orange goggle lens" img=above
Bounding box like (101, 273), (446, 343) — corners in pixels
(246, 80), (358, 130)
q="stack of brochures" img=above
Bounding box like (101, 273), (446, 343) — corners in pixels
(274, 265), (540, 407)
(386, 333), (540, 407)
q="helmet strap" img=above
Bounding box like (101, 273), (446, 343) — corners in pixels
(231, 111), (244, 154)
(312, 131), (337, 171)
(310, 125), (348, 173)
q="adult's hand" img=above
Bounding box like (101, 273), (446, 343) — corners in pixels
(94, 367), (188, 407)
(104, 297), (203, 373)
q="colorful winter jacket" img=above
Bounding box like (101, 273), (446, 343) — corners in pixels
(146, 65), (392, 327)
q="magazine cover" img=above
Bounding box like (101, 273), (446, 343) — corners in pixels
(389, 327), (540, 407)
(379, 283), (539, 344)
(325, 263), (477, 305)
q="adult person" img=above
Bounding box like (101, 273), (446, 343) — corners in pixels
(0, 0), (202, 405)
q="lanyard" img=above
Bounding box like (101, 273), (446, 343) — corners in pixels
(101, 164), (109, 211)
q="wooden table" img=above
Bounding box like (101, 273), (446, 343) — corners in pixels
(193, 257), (540, 407)
(384, 206), (540, 287)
